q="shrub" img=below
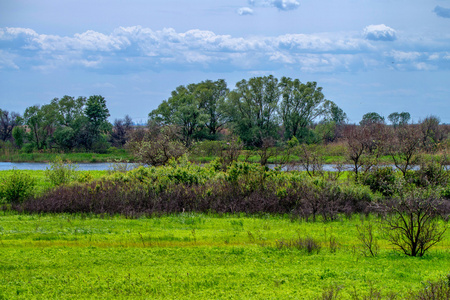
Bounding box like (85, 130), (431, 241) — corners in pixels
(0, 170), (35, 203)
(381, 190), (447, 257)
(356, 222), (379, 257)
(361, 166), (398, 197)
(45, 156), (77, 186)
(411, 274), (450, 300)
(415, 160), (449, 188)
(275, 236), (321, 254)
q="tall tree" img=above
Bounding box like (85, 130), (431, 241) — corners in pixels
(360, 112), (384, 126)
(278, 77), (328, 141)
(226, 75), (280, 147)
(23, 103), (59, 150)
(149, 84), (209, 147)
(83, 95), (111, 150)
(51, 96), (87, 150)
(0, 109), (21, 142)
(388, 112), (410, 127)
(110, 115), (133, 147)
(195, 79), (229, 138)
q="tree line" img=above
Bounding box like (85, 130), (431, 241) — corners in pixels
(0, 75), (449, 156)
(148, 76), (347, 147)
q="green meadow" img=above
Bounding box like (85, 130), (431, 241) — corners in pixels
(1, 212), (449, 299)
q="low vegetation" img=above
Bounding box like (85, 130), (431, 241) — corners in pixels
(0, 212), (449, 299)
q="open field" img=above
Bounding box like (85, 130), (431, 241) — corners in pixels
(1, 212), (449, 299)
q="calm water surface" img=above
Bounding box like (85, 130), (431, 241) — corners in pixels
(0, 162), (139, 171)
(0, 162), (346, 171)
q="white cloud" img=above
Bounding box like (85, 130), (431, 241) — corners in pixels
(237, 7), (254, 15)
(248, 0), (300, 11)
(271, 0), (300, 11)
(363, 24), (397, 41)
(390, 50), (421, 61)
(0, 50), (19, 70)
(1, 26), (449, 74)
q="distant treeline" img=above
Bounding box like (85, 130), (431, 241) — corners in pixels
(1, 75), (449, 154)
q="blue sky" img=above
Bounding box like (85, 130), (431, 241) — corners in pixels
(1, 0), (450, 124)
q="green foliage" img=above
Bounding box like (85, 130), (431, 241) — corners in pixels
(129, 125), (187, 166)
(0, 169), (35, 203)
(45, 156), (78, 186)
(361, 166), (398, 197)
(11, 126), (25, 148)
(279, 77), (329, 141)
(149, 82), (215, 146)
(388, 111), (411, 127)
(360, 112), (385, 126)
(227, 75), (280, 147)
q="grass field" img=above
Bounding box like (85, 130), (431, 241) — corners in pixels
(0, 170), (107, 197)
(1, 212), (449, 299)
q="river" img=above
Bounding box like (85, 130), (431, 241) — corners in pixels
(0, 162), (350, 171)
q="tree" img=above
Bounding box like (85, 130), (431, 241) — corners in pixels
(323, 101), (347, 125)
(23, 103), (59, 150)
(388, 124), (422, 178)
(227, 75), (280, 147)
(279, 77), (329, 142)
(53, 96), (86, 127)
(420, 115), (444, 152)
(51, 96), (87, 151)
(388, 112), (410, 127)
(195, 79), (229, 138)
(343, 123), (389, 181)
(83, 95), (111, 150)
(382, 192), (446, 257)
(12, 126), (25, 148)
(149, 84), (208, 147)
(359, 112), (384, 126)
(0, 109), (21, 142)
(110, 115), (133, 148)
(127, 123), (186, 166)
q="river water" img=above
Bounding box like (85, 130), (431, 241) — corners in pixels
(0, 162), (424, 172)
(0, 162), (350, 171)
(0, 162), (135, 171)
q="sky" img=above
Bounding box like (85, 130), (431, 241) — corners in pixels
(1, 0), (450, 124)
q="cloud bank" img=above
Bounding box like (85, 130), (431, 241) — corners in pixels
(0, 25), (448, 74)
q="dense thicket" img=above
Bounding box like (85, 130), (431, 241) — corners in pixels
(15, 161), (376, 219)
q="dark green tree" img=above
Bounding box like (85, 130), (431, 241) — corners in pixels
(149, 84), (209, 147)
(360, 112), (385, 126)
(388, 112), (410, 127)
(278, 77), (329, 142)
(12, 126), (25, 148)
(23, 103), (59, 150)
(195, 79), (229, 138)
(51, 96), (87, 150)
(226, 75), (280, 147)
(83, 95), (111, 150)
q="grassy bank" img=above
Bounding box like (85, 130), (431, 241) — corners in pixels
(0, 170), (107, 197)
(1, 212), (449, 299)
